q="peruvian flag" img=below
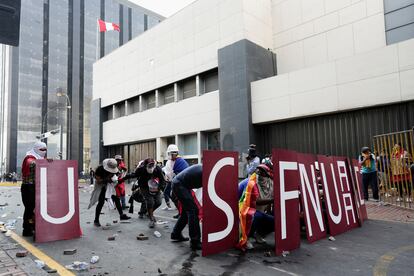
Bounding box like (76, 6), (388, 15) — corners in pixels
(98, 19), (120, 32)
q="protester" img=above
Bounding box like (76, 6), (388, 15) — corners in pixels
(163, 144), (189, 217)
(359, 147), (379, 201)
(89, 168), (95, 185)
(20, 141), (48, 236)
(123, 158), (165, 228)
(170, 164), (202, 250)
(114, 155), (128, 209)
(238, 163), (274, 250)
(246, 144), (260, 177)
(390, 143), (412, 202)
(88, 158), (131, 227)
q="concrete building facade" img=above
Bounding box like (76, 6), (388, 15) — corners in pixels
(92, 0), (414, 174)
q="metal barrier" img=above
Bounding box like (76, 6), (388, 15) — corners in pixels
(373, 129), (414, 209)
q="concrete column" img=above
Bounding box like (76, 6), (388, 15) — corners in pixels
(139, 95), (143, 112)
(174, 83), (178, 102)
(156, 137), (162, 163)
(125, 100), (129, 116)
(196, 75), (200, 96)
(155, 89), (159, 107)
(197, 131), (202, 163)
(112, 105), (116, 119)
(218, 39), (276, 176)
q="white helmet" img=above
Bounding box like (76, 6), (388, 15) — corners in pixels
(167, 144), (179, 154)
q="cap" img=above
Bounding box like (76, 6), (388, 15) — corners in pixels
(114, 154), (123, 160)
(103, 158), (119, 174)
(361, 147), (370, 153)
(167, 144), (179, 154)
(257, 164), (273, 179)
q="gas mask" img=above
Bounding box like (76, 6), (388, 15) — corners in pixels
(111, 175), (118, 184)
(146, 164), (155, 174)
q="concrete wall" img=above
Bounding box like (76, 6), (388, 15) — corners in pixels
(251, 38), (414, 124)
(102, 91), (219, 146)
(271, 0), (386, 74)
(93, 0), (273, 108)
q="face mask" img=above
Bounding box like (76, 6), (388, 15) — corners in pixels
(147, 166), (155, 174)
(35, 148), (47, 158)
(111, 175), (118, 184)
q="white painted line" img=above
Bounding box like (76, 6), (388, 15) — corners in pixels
(249, 259), (300, 276)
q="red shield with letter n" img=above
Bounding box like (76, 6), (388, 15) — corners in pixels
(35, 160), (81, 242)
(202, 150), (238, 256)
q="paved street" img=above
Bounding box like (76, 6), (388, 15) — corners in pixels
(0, 183), (413, 276)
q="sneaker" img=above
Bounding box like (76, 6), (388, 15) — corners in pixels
(149, 220), (155, 228)
(254, 233), (266, 244)
(190, 241), (202, 250)
(128, 208), (134, 214)
(138, 213), (144, 219)
(246, 240), (254, 250)
(22, 229), (33, 237)
(171, 233), (190, 242)
(120, 214), (131, 220)
(93, 221), (101, 227)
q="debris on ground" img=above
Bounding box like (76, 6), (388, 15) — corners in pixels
(108, 235), (116, 241)
(158, 268), (162, 273)
(5, 219), (17, 230)
(102, 226), (110, 230)
(46, 269), (57, 273)
(120, 221), (131, 224)
(113, 220), (118, 224)
(16, 250), (28, 257)
(34, 259), (45, 269)
(264, 251), (272, 257)
(1, 213), (7, 218)
(328, 236), (336, 241)
(90, 256), (100, 264)
(137, 233), (148, 240)
(105, 223), (111, 227)
(0, 203), (8, 207)
(5, 230), (11, 237)
(117, 230), (122, 233)
(154, 231), (162, 238)
(263, 259), (282, 264)
(282, 251), (290, 257)
(156, 220), (168, 225)
(63, 249), (77, 255)
(65, 261), (89, 271)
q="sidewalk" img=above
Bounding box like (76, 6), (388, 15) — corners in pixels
(366, 200), (414, 223)
(0, 233), (48, 276)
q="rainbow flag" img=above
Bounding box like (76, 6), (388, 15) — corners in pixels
(237, 173), (259, 250)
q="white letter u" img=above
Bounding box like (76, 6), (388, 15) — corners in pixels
(40, 167), (75, 224)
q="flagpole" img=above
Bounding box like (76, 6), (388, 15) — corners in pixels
(96, 18), (99, 61)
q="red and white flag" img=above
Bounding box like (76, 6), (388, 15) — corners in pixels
(98, 19), (120, 32)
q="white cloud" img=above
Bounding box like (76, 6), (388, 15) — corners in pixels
(129, 0), (197, 17)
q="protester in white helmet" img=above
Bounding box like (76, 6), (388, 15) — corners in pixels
(163, 144), (189, 217)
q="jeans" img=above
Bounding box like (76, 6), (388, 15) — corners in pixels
(249, 211), (274, 237)
(164, 181), (172, 204)
(21, 184), (35, 232)
(95, 186), (123, 222)
(362, 171), (379, 200)
(172, 183), (200, 242)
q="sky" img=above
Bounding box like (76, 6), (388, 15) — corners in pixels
(130, 0), (197, 17)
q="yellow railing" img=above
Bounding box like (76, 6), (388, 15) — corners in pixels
(373, 129), (414, 209)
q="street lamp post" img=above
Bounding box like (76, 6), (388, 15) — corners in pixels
(56, 88), (71, 160)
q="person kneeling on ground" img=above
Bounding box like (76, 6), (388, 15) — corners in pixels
(88, 158), (131, 227)
(238, 163), (274, 250)
(170, 164), (202, 250)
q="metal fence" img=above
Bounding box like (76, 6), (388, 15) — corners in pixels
(373, 129), (414, 209)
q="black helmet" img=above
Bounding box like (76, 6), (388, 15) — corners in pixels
(361, 146), (370, 153)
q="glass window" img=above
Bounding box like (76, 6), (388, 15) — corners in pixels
(104, 0), (120, 55)
(179, 78), (196, 100)
(131, 9), (144, 38)
(201, 69), (218, 94)
(114, 102), (125, 118)
(207, 131), (220, 150)
(159, 85), (175, 106)
(143, 91), (155, 110)
(180, 133), (197, 155)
